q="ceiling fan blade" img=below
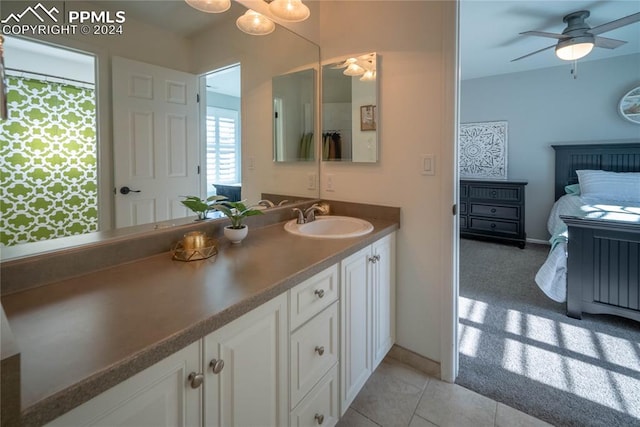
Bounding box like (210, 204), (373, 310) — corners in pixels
(520, 30), (567, 40)
(590, 12), (640, 35)
(594, 36), (627, 49)
(511, 44), (556, 62)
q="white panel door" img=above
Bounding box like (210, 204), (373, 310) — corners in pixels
(204, 294), (288, 427)
(112, 57), (199, 228)
(340, 245), (372, 414)
(372, 233), (395, 368)
(45, 341), (203, 427)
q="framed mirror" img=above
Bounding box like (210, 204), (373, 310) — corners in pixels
(322, 53), (378, 163)
(0, 0), (320, 258)
(272, 68), (316, 162)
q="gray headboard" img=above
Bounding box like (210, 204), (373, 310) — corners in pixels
(552, 142), (640, 200)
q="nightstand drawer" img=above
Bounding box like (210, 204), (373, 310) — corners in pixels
(468, 185), (522, 202)
(470, 204), (519, 220)
(469, 217), (519, 236)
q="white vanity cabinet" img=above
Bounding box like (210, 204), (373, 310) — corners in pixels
(46, 341), (204, 427)
(204, 293), (288, 427)
(340, 232), (395, 414)
(289, 264), (340, 427)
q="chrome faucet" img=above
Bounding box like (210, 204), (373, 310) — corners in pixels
(277, 200), (289, 206)
(257, 199), (275, 208)
(292, 203), (329, 224)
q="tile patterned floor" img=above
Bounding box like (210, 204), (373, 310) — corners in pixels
(336, 356), (552, 427)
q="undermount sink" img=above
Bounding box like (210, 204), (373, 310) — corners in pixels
(284, 216), (374, 239)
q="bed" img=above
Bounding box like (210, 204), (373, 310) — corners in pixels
(535, 143), (640, 322)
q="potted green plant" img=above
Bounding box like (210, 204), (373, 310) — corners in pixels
(180, 195), (227, 220)
(213, 200), (263, 244)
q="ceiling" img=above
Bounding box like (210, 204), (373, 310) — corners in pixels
(460, 0), (640, 80)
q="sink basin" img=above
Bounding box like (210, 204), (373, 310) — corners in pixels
(284, 216), (374, 239)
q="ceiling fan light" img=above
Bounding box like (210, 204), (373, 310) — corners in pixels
(343, 63), (365, 76)
(268, 0), (310, 22)
(555, 37), (594, 61)
(185, 0), (231, 13)
(236, 10), (275, 36)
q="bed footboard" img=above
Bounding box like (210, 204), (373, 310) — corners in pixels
(562, 216), (640, 322)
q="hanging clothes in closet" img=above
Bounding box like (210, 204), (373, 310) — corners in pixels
(322, 131), (342, 160)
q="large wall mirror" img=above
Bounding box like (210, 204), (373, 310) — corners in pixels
(0, 0), (320, 258)
(322, 53), (378, 163)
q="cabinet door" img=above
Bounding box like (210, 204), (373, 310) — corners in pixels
(46, 341), (203, 427)
(372, 233), (395, 368)
(340, 245), (372, 415)
(204, 294), (288, 427)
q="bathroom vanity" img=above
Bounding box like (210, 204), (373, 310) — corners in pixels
(1, 203), (398, 427)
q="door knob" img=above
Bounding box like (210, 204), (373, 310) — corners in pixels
(119, 186), (141, 195)
(210, 358), (225, 374)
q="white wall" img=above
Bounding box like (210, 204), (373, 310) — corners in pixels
(318, 1), (457, 363)
(461, 53), (640, 241)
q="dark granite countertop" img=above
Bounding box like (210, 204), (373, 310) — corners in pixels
(2, 217), (398, 426)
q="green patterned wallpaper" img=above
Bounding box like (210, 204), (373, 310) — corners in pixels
(0, 76), (98, 247)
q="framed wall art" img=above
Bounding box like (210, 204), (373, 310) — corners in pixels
(459, 121), (508, 179)
(360, 104), (376, 131)
(619, 86), (640, 125)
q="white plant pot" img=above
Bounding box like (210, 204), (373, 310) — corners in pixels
(224, 225), (248, 244)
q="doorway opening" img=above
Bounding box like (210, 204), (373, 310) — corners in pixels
(201, 64), (241, 202)
(1, 36), (97, 246)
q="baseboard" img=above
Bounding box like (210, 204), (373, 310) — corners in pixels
(526, 238), (550, 245)
(386, 344), (441, 380)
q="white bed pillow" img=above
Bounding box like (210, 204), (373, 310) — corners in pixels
(576, 170), (640, 203)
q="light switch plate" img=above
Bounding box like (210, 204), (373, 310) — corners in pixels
(421, 154), (435, 175)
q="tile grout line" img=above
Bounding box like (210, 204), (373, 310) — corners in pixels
(350, 407), (382, 426)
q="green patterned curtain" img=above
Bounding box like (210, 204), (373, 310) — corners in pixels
(0, 75), (97, 246)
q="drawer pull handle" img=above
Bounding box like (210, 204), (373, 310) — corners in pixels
(314, 289), (325, 298)
(315, 413), (325, 425)
(490, 223), (496, 229)
(315, 346), (325, 356)
(209, 358), (225, 374)
(490, 208), (497, 214)
(188, 372), (204, 389)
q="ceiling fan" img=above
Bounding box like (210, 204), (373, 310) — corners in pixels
(512, 10), (640, 62)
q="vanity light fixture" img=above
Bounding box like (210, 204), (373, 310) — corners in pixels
(236, 9), (275, 36)
(184, 0), (231, 13)
(267, 0), (310, 22)
(360, 69), (376, 82)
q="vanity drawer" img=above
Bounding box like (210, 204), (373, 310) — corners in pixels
(290, 302), (339, 408)
(469, 203), (519, 220)
(290, 264), (338, 330)
(290, 364), (339, 427)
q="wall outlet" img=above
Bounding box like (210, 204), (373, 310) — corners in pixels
(307, 173), (317, 190)
(325, 174), (335, 192)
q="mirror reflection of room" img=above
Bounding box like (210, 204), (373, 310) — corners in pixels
(322, 52), (378, 163)
(1, 36), (97, 247)
(203, 65), (242, 202)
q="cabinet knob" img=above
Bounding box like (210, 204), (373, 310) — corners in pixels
(315, 346), (325, 356)
(210, 358), (225, 374)
(368, 256), (377, 264)
(188, 372), (204, 389)
(314, 413), (325, 425)
(374, 254), (381, 261)
(314, 289), (325, 298)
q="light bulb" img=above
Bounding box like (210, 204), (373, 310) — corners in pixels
(343, 63), (365, 76)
